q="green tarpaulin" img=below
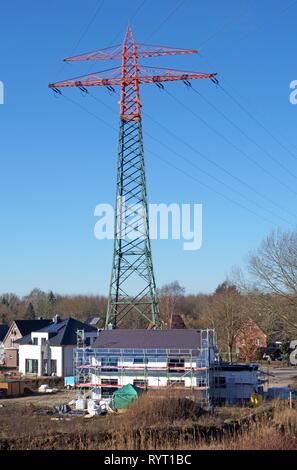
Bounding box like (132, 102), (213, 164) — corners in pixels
(112, 383), (143, 410)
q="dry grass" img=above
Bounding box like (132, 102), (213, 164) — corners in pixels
(199, 423), (297, 450)
(0, 390), (297, 450)
(121, 389), (206, 428)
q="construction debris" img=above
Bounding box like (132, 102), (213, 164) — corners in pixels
(38, 384), (58, 394)
(53, 404), (71, 414)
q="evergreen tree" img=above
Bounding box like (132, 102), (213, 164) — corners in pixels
(48, 291), (56, 306)
(1, 296), (9, 306)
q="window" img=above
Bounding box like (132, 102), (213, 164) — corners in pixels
(168, 357), (185, 373)
(41, 338), (47, 345)
(214, 376), (226, 389)
(133, 380), (148, 389)
(25, 359), (38, 374)
(85, 337), (90, 346)
(101, 357), (118, 371)
(51, 360), (57, 375)
(255, 338), (260, 346)
(32, 337), (38, 345)
(197, 377), (208, 387)
(101, 379), (118, 398)
(133, 357), (148, 364)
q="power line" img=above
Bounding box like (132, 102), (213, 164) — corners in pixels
(142, 110), (297, 220)
(163, 88), (297, 198)
(147, 149), (284, 229)
(144, 0), (187, 41)
(195, 1), (297, 166)
(70, 0), (106, 54)
(219, 0), (297, 58)
(144, 128), (293, 226)
(60, 89), (292, 227)
(56, 0), (105, 78)
(87, 89), (297, 218)
(189, 84), (297, 179)
(61, 93), (116, 133)
(197, 0), (255, 50)
(108, 0), (149, 45)
(219, 84), (297, 164)
(86, 90), (295, 224)
(83, 0), (149, 76)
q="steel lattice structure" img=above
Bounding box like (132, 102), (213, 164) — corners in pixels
(49, 25), (216, 329)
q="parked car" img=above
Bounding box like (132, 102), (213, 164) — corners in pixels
(259, 346), (283, 361)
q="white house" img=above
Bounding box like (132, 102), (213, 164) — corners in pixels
(17, 317), (98, 377)
(74, 329), (217, 404)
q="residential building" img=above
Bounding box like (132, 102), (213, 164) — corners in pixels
(74, 329), (216, 405)
(235, 319), (267, 362)
(0, 324), (9, 365)
(2, 319), (52, 368)
(171, 314), (186, 329)
(17, 317), (98, 377)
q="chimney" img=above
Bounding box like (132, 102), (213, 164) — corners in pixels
(53, 314), (60, 324)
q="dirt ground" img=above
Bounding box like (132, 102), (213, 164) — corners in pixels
(0, 389), (76, 408)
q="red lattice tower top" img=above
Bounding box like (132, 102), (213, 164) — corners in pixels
(49, 25), (217, 121)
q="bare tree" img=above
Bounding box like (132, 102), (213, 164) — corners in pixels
(211, 281), (244, 362)
(248, 229), (297, 335)
(158, 281), (185, 329)
(249, 229), (297, 297)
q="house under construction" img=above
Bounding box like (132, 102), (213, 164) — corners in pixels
(74, 329), (216, 406)
(74, 328), (264, 406)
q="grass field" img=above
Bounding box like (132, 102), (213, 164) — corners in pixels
(0, 389), (297, 450)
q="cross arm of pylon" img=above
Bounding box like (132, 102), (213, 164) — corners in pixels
(48, 65), (216, 89)
(64, 43), (198, 62)
(137, 65), (217, 84)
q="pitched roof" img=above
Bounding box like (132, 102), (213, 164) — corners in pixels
(171, 314), (186, 329)
(0, 324), (9, 342)
(14, 319), (52, 336)
(93, 329), (208, 350)
(17, 318), (97, 346)
(235, 319), (267, 338)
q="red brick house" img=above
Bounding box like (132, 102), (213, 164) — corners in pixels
(235, 319), (267, 362)
(171, 314), (186, 329)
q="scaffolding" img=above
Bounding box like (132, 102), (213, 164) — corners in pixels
(74, 329), (214, 406)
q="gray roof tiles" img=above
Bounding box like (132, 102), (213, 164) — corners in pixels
(93, 329), (204, 350)
(17, 318), (97, 346)
(14, 319), (52, 336)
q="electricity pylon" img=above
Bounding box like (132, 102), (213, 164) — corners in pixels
(49, 25), (216, 329)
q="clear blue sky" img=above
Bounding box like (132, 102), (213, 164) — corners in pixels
(1, 0), (297, 297)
